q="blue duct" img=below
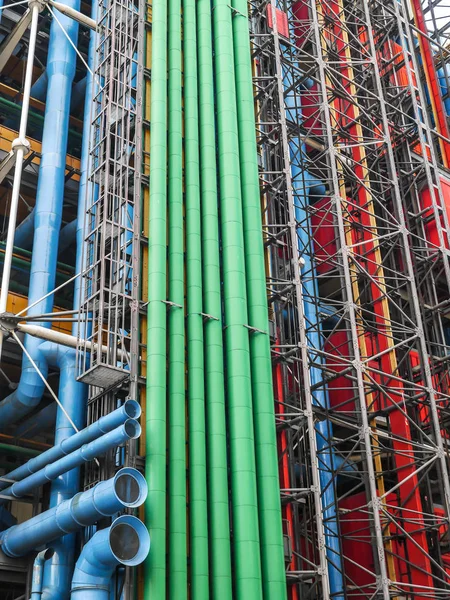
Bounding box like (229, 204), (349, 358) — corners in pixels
(438, 65), (450, 117)
(14, 403), (57, 438)
(70, 516), (150, 599)
(3, 400), (140, 490)
(30, 548), (55, 600)
(280, 15), (344, 596)
(0, 467), (147, 558)
(0, 419), (140, 504)
(58, 219), (77, 254)
(0, 0), (81, 427)
(31, 71), (49, 102)
(41, 2), (97, 590)
(14, 210), (35, 250)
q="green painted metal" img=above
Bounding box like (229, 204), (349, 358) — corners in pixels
(196, 0), (233, 596)
(144, 0), (168, 592)
(184, 0), (209, 596)
(167, 0), (187, 592)
(0, 443), (40, 457)
(230, 2), (287, 598)
(211, 0), (263, 597)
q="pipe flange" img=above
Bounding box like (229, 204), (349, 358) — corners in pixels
(0, 312), (19, 334)
(11, 137), (31, 156)
(28, 0), (46, 12)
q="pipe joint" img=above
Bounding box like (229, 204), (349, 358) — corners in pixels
(28, 0), (45, 12)
(11, 137), (30, 156)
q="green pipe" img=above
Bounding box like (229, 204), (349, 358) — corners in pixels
(184, 0), (209, 596)
(0, 443), (40, 457)
(196, 0), (233, 596)
(0, 243), (74, 274)
(230, 2), (287, 598)
(144, 0), (168, 592)
(212, 1), (263, 597)
(167, 0), (187, 594)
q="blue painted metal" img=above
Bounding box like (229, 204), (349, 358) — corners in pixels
(14, 210), (35, 249)
(0, 0), (81, 427)
(438, 66), (450, 116)
(30, 71), (49, 102)
(0, 420), (140, 503)
(41, 2), (97, 594)
(30, 548), (55, 600)
(0, 468), (147, 558)
(70, 516), (150, 599)
(13, 403), (57, 438)
(280, 19), (344, 594)
(58, 220), (77, 255)
(2, 400), (140, 491)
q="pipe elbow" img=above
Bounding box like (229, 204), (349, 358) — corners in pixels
(70, 516), (150, 599)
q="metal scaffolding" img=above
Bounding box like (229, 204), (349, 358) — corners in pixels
(251, 0), (450, 597)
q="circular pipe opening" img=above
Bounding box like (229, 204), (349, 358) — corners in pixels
(113, 468), (147, 507)
(124, 400), (141, 420)
(109, 515), (150, 566)
(124, 419), (141, 440)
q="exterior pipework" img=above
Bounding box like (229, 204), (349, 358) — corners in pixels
(144, 0), (168, 588)
(184, 0), (209, 594)
(285, 80), (344, 598)
(212, 0), (263, 596)
(197, 0), (233, 595)
(1, 401), (139, 490)
(0, 0), (80, 427)
(230, 1), (287, 596)
(30, 549), (54, 600)
(70, 516), (150, 600)
(42, 3), (96, 593)
(0, 420), (140, 503)
(0, 468), (148, 558)
(167, 0), (186, 592)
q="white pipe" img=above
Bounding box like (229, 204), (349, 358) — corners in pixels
(0, 2), (40, 360)
(47, 0), (97, 30)
(16, 322), (128, 361)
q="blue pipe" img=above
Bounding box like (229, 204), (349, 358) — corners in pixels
(0, 468), (147, 558)
(58, 219), (77, 254)
(70, 516), (150, 599)
(14, 211), (35, 249)
(31, 71), (49, 102)
(0, 420), (140, 504)
(2, 401), (140, 491)
(438, 65), (450, 116)
(41, 1), (97, 594)
(0, 0), (81, 427)
(13, 403), (57, 438)
(281, 21), (344, 596)
(30, 548), (55, 600)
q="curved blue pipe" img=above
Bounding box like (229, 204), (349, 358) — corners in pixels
(14, 210), (35, 249)
(0, 468), (148, 558)
(70, 516), (150, 600)
(281, 16), (344, 595)
(30, 548), (55, 600)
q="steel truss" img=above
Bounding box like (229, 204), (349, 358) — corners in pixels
(251, 0), (450, 596)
